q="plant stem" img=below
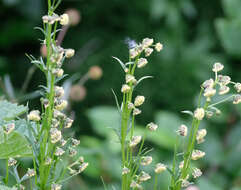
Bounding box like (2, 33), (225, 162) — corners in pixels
(5, 158), (8, 185)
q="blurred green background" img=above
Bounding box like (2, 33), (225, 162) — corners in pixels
(0, 0), (241, 189)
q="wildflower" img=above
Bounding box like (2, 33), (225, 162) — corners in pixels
(144, 48), (153, 57)
(218, 75), (231, 86)
(192, 168), (202, 178)
(50, 128), (62, 144)
(54, 86), (65, 98)
(60, 139), (67, 146)
(4, 123), (15, 134)
(191, 150), (205, 160)
(130, 181), (142, 189)
(155, 42), (163, 52)
(219, 85), (229, 95)
(52, 68), (64, 78)
(203, 88), (216, 99)
(233, 94), (241, 104)
(194, 108), (205, 120)
(27, 110), (41, 121)
(26, 168), (36, 177)
(88, 66), (103, 80)
(212, 62), (224, 72)
(196, 129), (207, 144)
(45, 157), (52, 165)
(141, 156), (153, 166)
(155, 163), (166, 174)
(79, 162), (89, 172)
(65, 49), (75, 58)
(126, 74), (136, 83)
(234, 82), (241, 93)
(138, 171), (151, 182)
(55, 147), (65, 156)
(137, 58), (148, 68)
(147, 122), (158, 131)
(128, 102), (135, 110)
(129, 48), (138, 59)
(71, 138), (80, 147)
(177, 124), (188, 137)
(179, 161), (184, 169)
(133, 108), (141, 115)
(202, 78), (214, 89)
(134, 96), (145, 106)
(122, 167), (130, 175)
(8, 157), (17, 166)
(142, 38), (154, 48)
(60, 13), (69, 25)
(55, 99), (68, 111)
(69, 147), (77, 157)
(64, 117), (74, 128)
(51, 183), (62, 190)
(65, 9), (81, 26)
(53, 110), (65, 119)
(129, 136), (142, 147)
(121, 84), (131, 93)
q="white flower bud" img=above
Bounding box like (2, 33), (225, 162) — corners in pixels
(122, 167), (130, 175)
(134, 95), (145, 107)
(65, 49), (75, 58)
(219, 85), (229, 95)
(192, 168), (202, 178)
(202, 78), (214, 89)
(138, 171), (151, 182)
(194, 108), (205, 120)
(191, 150), (205, 160)
(79, 162), (89, 172)
(179, 161), (184, 169)
(69, 147), (77, 157)
(155, 42), (163, 52)
(51, 183), (62, 190)
(137, 58), (148, 68)
(28, 110), (41, 121)
(147, 122), (158, 131)
(204, 87), (216, 98)
(144, 48), (153, 57)
(130, 181), (142, 189)
(71, 138), (80, 147)
(64, 118), (74, 128)
(142, 38), (154, 48)
(52, 68), (64, 78)
(234, 82), (241, 93)
(133, 108), (141, 116)
(55, 99), (68, 111)
(155, 163), (166, 174)
(233, 94), (241, 104)
(141, 156), (152, 166)
(50, 128), (62, 144)
(121, 84), (131, 93)
(26, 168), (36, 177)
(218, 75), (231, 86)
(60, 13), (69, 25)
(129, 48), (138, 59)
(55, 147), (65, 156)
(177, 124), (188, 137)
(129, 135), (142, 147)
(54, 86), (65, 98)
(212, 62), (224, 72)
(8, 157), (17, 166)
(125, 74), (136, 83)
(196, 129), (207, 144)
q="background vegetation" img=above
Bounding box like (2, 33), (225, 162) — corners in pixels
(0, 0), (241, 189)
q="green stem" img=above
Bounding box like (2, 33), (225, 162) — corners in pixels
(5, 158), (8, 185)
(154, 174), (158, 190)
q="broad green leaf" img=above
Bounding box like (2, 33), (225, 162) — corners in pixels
(0, 100), (27, 121)
(0, 185), (17, 190)
(86, 106), (120, 137)
(0, 130), (32, 159)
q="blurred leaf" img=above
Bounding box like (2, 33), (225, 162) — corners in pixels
(222, 0), (241, 18)
(197, 177), (221, 190)
(0, 185), (17, 190)
(215, 18), (241, 57)
(0, 100), (27, 121)
(86, 106), (120, 137)
(0, 130), (32, 159)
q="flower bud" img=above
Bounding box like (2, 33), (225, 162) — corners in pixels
(138, 171), (151, 182)
(122, 167), (130, 175)
(129, 136), (142, 147)
(4, 123), (15, 134)
(191, 150), (205, 160)
(192, 168), (202, 178)
(155, 42), (163, 52)
(144, 48), (153, 57)
(194, 108), (205, 120)
(155, 163), (166, 174)
(134, 95), (145, 106)
(234, 82), (241, 93)
(65, 49), (75, 58)
(51, 183), (62, 190)
(121, 84), (131, 93)
(28, 110), (41, 121)
(50, 128), (62, 144)
(233, 94), (241, 104)
(212, 62), (224, 72)
(147, 122), (158, 131)
(177, 124), (188, 137)
(142, 38), (154, 48)
(137, 58), (148, 68)
(60, 13), (69, 25)
(141, 156), (152, 166)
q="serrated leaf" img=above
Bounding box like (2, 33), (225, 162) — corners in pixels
(0, 100), (27, 121)
(0, 130), (32, 159)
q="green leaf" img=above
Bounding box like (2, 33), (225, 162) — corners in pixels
(0, 185), (17, 190)
(222, 0), (241, 19)
(215, 18), (241, 57)
(0, 100), (27, 121)
(0, 130), (32, 159)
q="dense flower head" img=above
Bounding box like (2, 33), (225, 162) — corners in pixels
(134, 96), (145, 107)
(147, 122), (158, 131)
(141, 156), (153, 166)
(28, 110), (41, 121)
(129, 136), (142, 147)
(191, 150), (205, 160)
(194, 108), (205, 120)
(155, 163), (166, 174)
(212, 62), (224, 72)
(177, 124), (188, 137)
